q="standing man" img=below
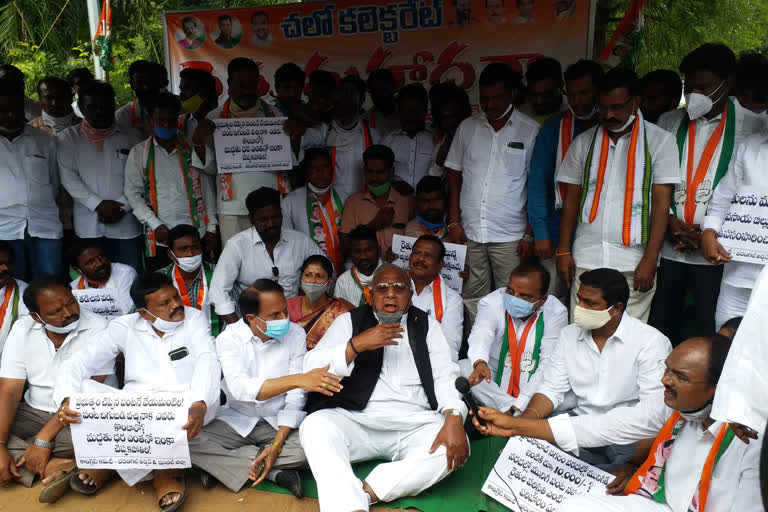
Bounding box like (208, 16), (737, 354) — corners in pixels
(640, 70), (683, 124)
(650, 44), (742, 345)
(0, 242), (27, 355)
(405, 176), (449, 238)
(556, 68), (679, 322)
(28, 77), (80, 136)
(334, 226), (383, 307)
(362, 69), (400, 141)
(210, 187), (321, 324)
(115, 60), (165, 141)
(445, 63), (539, 320)
(520, 57), (567, 125)
(58, 81), (144, 270)
(68, 240), (137, 317)
(527, 60), (603, 297)
(178, 67), (219, 141)
(271, 63), (305, 118)
(66, 68), (94, 119)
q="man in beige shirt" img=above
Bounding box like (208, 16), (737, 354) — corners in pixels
(405, 176), (448, 239)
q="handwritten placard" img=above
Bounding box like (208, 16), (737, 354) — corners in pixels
(72, 288), (121, 319)
(213, 117), (292, 172)
(391, 234), (467, 292)
(718, 187), (768, 265)
(482, 436), (613, 512)
(70, 392), (190, 470)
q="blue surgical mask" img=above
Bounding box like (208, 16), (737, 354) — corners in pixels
(255, 315), (290, 339)
(416, 214), (445, 232)
(153, 123), (178, 140)
(503, 293), (537, 319)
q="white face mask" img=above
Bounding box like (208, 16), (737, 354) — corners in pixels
(738, 99), (768, 134)
(490, 103), (513, 121)
(679, 402), (713, 423)
(685, 81), (726, 120)
(307, 182), (332, 195)
(143, 309), (184, 333)
(35, 314), (79, 334)
(173, 252), (202, 273)
(573, 304), (614, 330)
(570, 104), (598, 121)
(42, 110), (75, 134)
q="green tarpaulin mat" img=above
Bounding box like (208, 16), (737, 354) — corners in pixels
(252, 437), (511, 511)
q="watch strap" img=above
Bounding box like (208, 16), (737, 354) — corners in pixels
(33, 438), (54, 450)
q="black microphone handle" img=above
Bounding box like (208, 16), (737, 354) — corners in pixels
(461, 390), (486, 427)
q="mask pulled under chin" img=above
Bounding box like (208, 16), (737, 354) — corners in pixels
(679, 402), (713, 423)
(307, 182), (332, 195)
(375, 310), (405, 324)
(607, 114), (636, 133)
(491, 104), (514, 121)
(37, 315), (80, 334)
(573, 305), (613, 330)
(144, 309), (184, 333)
(571, 105), (599, 121)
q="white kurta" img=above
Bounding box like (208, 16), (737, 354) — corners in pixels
(70, 262), (137, 316)
(410, 275), (463, 360)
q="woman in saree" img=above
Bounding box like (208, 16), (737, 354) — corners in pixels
(287, 255), (354, 349)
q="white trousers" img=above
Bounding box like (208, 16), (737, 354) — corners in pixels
(458, 358), (516, 412)
(558, 494), (671, 512)
(715, 283), (752, 330)
(299, 408), (461, 512)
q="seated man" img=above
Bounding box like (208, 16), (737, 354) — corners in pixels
(339, 145), (415, 261)
(55, 273), (221, 509)
(210, 187), (321, 325)
(408, 235), (463, 359)
(334, 226), (383, 307)
(405, 176), (448, 239)
(559, 335), (760, 512)
(160, 224), (220, 335)
(300, 265), (468, 512)
(0, 276), (110, 503)
(471, 268), (671, 471)
(465, 262), (568, 413)
(202, 279), (341, 496)
(69, 239), (137, 317)
(0, 242), (28, 355)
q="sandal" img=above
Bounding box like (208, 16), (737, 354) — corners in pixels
(154, 470), (186, 512)
(69, 468), (114, 495)
(38, 461), (77, 504)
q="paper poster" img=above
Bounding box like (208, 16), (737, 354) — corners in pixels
(72, 288), (121, 319)
(392, 234), (466, 291)
(70, 392), (191, 470)
(482, 436), (614, 512)
(717, 186), (768, 265)
(212, 117), (292, 172)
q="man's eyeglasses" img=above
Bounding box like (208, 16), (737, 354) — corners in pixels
(373, 282), (410, 294)
(658, 361), (709, 385)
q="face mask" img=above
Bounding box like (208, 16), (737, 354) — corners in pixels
(491, 103), (514, 121)
(35, 314), (79, 334)
(307, 181), (332, 195)
(143, 309), (184, 333)
(368, 182), (391, 198)
(416, 214), (445, 232)
(42, 110), (75, 134)
(573, 304), (613, 330)
(679, 402), (713, 423)
(301, 281), (328, 302)
(181, 94), (205, 114)
(173, 253), (202, 273)
(503, 293), (537, 319)
(570, 104), (598, 121)
(607, 112), (636, 132)
(375, 310), (405, 324)
(685, 81), (726, 120)
(738, 102), (767, 134)
(152, 123), (178, 140)
(255, 315), (290, 339)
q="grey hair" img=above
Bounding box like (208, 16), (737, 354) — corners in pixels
(373, 264), (409, 283)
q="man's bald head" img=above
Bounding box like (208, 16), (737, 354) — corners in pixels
(371, 264), (412, 315)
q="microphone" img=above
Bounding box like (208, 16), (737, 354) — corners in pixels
(455, 376), (485, 426)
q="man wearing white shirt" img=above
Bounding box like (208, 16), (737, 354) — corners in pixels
(65, 68), (93, 120)
(58, 82), (144, 270)
(0, 242), (28, 356)
(210, 187), (321, 325)
(300, 265), (468, 512)
(0, 65), (42, 122)
(472, 268), (671, 470)
(557, 68), (680, 322)
(0, 78), (62, 280)
(68, 240), (136, 317)
(362, 69), (400, 141)
(465, 262), (568, 413)
(733, 52), (768, 138)
(198, 279), (340, 496)
(334, 226), (383, 307)
(445, 63), (540, 320)
(114, 60), (166, 141)
(0, 277), (110, 502)
(408, 235), (463, 359)
(28, 77), (81, 136)
(559, 335), (761, 512)
(124, 92), (218, 271)
(56, 272), (220, 508)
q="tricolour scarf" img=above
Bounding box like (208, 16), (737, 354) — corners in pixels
(306, 187), (344, 274)
(495, 311), (544, 397)
(554, 111), (575, 209)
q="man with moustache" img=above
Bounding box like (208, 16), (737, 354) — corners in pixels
(334, 226), (383, 307)
(68, 240), (136, 317)
(0, 242), (28, 355)
(405, 177), (449, 239)
(28, 77), (80, 136)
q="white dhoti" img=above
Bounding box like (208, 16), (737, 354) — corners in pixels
(715, 282), (752, 330)
(558, 494), (671, 512)
(300, 409), (465, 512)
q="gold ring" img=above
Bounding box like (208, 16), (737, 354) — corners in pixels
(716, 256), (721, 262)
(321, 382), (326, 389)
(58, 418), (63, 424)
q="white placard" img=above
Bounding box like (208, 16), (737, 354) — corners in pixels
(213, 117), (292, 172)
(718, 186), (768, 265)
(391, 234), (467, 292)
(72, 288), (121, 319)
(70, 392), (190, 470)
(482, 436), (614, 512)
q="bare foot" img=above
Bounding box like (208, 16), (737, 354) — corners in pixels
(78, 472), (98, 487)
(159, 492), (181, 507)
(41, 471), (65, 487)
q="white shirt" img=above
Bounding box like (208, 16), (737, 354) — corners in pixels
(304, 311), (467, 416)
(333, 260), (383, 306)
(557, 122), (680, 271)
(24, 97), (42, 121)
(657, 107), (748, 265)
(467, 291), (568, 410)
(0, 125), (62, 239)
(362, 106), (400, 141)
(54, 307), (221, 424)
(0, 279), (28, 356)
(215, 320), (307, 436)
(70, 262), (137, 316)
(382, 129), (436, 189)
(411, 275), (463, 360)
(539, 314), (672, 454)
(57, 125), (143, 239)
(281, 185), (339, 240)
(0, 310), (111, 413)
(702, 133), (768, 289)
(124, 138), (218, 238)
(444, 109), (540, 243)
(210, 227), (322, 315)
(115, 100), (149, 141)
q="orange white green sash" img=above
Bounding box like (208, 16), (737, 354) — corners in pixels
(625, 412), (735, 512)
(167, 263), (220, 336)
(306, 188), (344, 274)
(351, 265), (372, 306)
(495, 311), (544, 397)
(554, 111), (575, 209)
(0, 281), (20, 342)
(579, 113), (652, 246)
(130, 98), (143, 128)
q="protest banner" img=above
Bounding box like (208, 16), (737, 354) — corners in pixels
(163, 0), (594, 107)
(717, 186), (768, 265)
(212, 117), (292, 173)
(70, 392), (191, 470)
(482, 436), (613, 512)
(72, 288), (121, 319)
(391, 234), (466, 291)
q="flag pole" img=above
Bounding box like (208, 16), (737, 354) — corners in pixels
(103, 0), (111, 82)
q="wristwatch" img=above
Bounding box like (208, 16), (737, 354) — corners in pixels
(33, 438), (54, 450)
(523, 234), (534, 243)
(443, 409), (462, 418)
